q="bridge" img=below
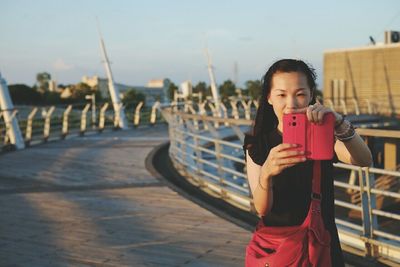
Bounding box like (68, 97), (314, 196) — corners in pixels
(0, 97), (399, 266)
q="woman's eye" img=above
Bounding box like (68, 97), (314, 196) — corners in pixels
(297, 94), (305, 97)
(277, 94), (285, 97)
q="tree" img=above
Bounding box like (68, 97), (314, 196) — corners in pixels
(122, 89), (146, 109)
(218, 80), (236, 100)
(192, 81), (211, 98)
(8, 84), (43, 105)
(42, 91), (61, 105)
(245, 80), (262, 100)
(167, 82), (178, 101)
(36, 72), (51, 92)
(69, 82), (94, 101)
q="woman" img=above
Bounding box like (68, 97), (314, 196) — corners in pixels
(243, 59), (372, 266)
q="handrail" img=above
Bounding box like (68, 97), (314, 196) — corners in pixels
(162, 106), (400, 266)
(0, 103), (165, 150)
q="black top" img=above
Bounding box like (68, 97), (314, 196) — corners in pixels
(243, 129), (345, 266)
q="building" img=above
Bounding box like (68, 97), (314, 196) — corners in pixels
(81, 76), (170, 106)
(323, 31), (400, 116)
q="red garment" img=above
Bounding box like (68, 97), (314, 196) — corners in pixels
(245, 161), (332, 267)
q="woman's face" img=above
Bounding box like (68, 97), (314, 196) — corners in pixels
(267, 71), (312, 129)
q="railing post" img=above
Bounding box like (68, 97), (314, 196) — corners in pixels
(198, 101), (207, 130)
(80, 104), (90, 136)
(363, 167), (379, 258)
(187, 104), (199, 130)
(340, 99), (348, 115)
(230, 100), (239, 119)
(43, 106), (55, 142)
(220, 102), (229, 126)
(61, 105), (72, 139)
(150, 101), (160, 125)
(185, 118), (203, 177)
(242, 100), (252, 120)
(352, 98), (360, 115)
(253, 99), (259, 110)
(133, 101), (144, 128)
(204, 120), (226, 198)
(113, 103), (123, 130)
(207, 102), (219, 128)
(358, 166), (378, 258)
(4, 109), (18, 146)
(25, 107), (38, 146)
(98, 103), (109, 133)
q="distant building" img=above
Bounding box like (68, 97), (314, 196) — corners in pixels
(48, 80), (58, 92)
(81, 76), (169, 106)
(324, 32), (400, 115)
(60, 87), (72, 99)
(179, 81), (192, 98)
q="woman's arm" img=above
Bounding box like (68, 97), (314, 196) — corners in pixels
(246, 150), (274, 216)
(246, 144), (305, 216)
(334, 118), (373, 167)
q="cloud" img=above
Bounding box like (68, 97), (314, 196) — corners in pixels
(53, 58), (74, 71)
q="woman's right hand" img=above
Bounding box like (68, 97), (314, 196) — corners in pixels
(261, 143), (306, 179)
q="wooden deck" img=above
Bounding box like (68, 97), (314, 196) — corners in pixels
(0, 125), (250, 267)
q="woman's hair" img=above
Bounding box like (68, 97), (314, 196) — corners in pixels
(245, 59), (317, 165)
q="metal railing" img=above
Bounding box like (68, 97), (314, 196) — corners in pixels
(325, 95), (400, 116)
(161, 103), (400, 266)
(0, 101), (165, 150)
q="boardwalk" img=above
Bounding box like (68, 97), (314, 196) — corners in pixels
(0, 125), (250, 267)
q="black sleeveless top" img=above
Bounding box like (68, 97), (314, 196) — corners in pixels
(243, 129), (345, 266)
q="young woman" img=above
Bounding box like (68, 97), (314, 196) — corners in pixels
(243, 59), (372, 266)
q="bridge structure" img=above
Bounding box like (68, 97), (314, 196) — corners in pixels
(0, 86), (399, 266)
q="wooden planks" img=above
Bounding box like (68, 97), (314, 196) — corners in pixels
(0, 125), (250, 267)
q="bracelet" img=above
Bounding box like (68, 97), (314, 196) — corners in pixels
(335, 114), (346, 129)
(335, 120), (356, 142)
(258, 178), (273, 191)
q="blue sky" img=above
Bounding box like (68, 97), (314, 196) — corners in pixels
(1, 0), (399, 89)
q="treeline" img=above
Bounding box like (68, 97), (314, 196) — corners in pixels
(167, 79), (263, 101)
(8, 83), (102, 106)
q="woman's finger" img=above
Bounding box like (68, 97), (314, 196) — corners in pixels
(276, 149), (304, 159)
(317, 109), (329, 124)
(275, 155), (306, 166)
(311, 105), (323, 123)
(275, 143), (299, 152)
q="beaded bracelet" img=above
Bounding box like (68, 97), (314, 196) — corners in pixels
(334, 120), (356, 142)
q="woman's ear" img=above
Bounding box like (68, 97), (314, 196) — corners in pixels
(267, 94), (272, 105)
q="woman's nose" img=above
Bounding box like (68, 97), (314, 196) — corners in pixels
(286, 96), (298, 108)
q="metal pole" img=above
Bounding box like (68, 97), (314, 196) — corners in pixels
(97, 22), (128, 129)
(0, 73), (25, 149)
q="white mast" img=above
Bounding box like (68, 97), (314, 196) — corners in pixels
(97, 20), (128, 129)
(204, 47), (221, 117)
(0, 73), (25, 149)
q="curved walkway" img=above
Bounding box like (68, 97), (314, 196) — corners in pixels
(0, 124), (250, 267)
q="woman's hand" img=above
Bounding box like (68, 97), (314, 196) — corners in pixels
(261, 143), (306, 179)
(291, 102), (342, 125)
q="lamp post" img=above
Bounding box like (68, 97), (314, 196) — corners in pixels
(85, 93), (96, 129)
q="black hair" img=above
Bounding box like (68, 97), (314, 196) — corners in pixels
(244, 59), (317, 165)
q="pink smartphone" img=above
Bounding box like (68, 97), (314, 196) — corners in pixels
(283, 113), (335, 160)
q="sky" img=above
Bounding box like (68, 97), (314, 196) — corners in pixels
(1, 0), (400, 90)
